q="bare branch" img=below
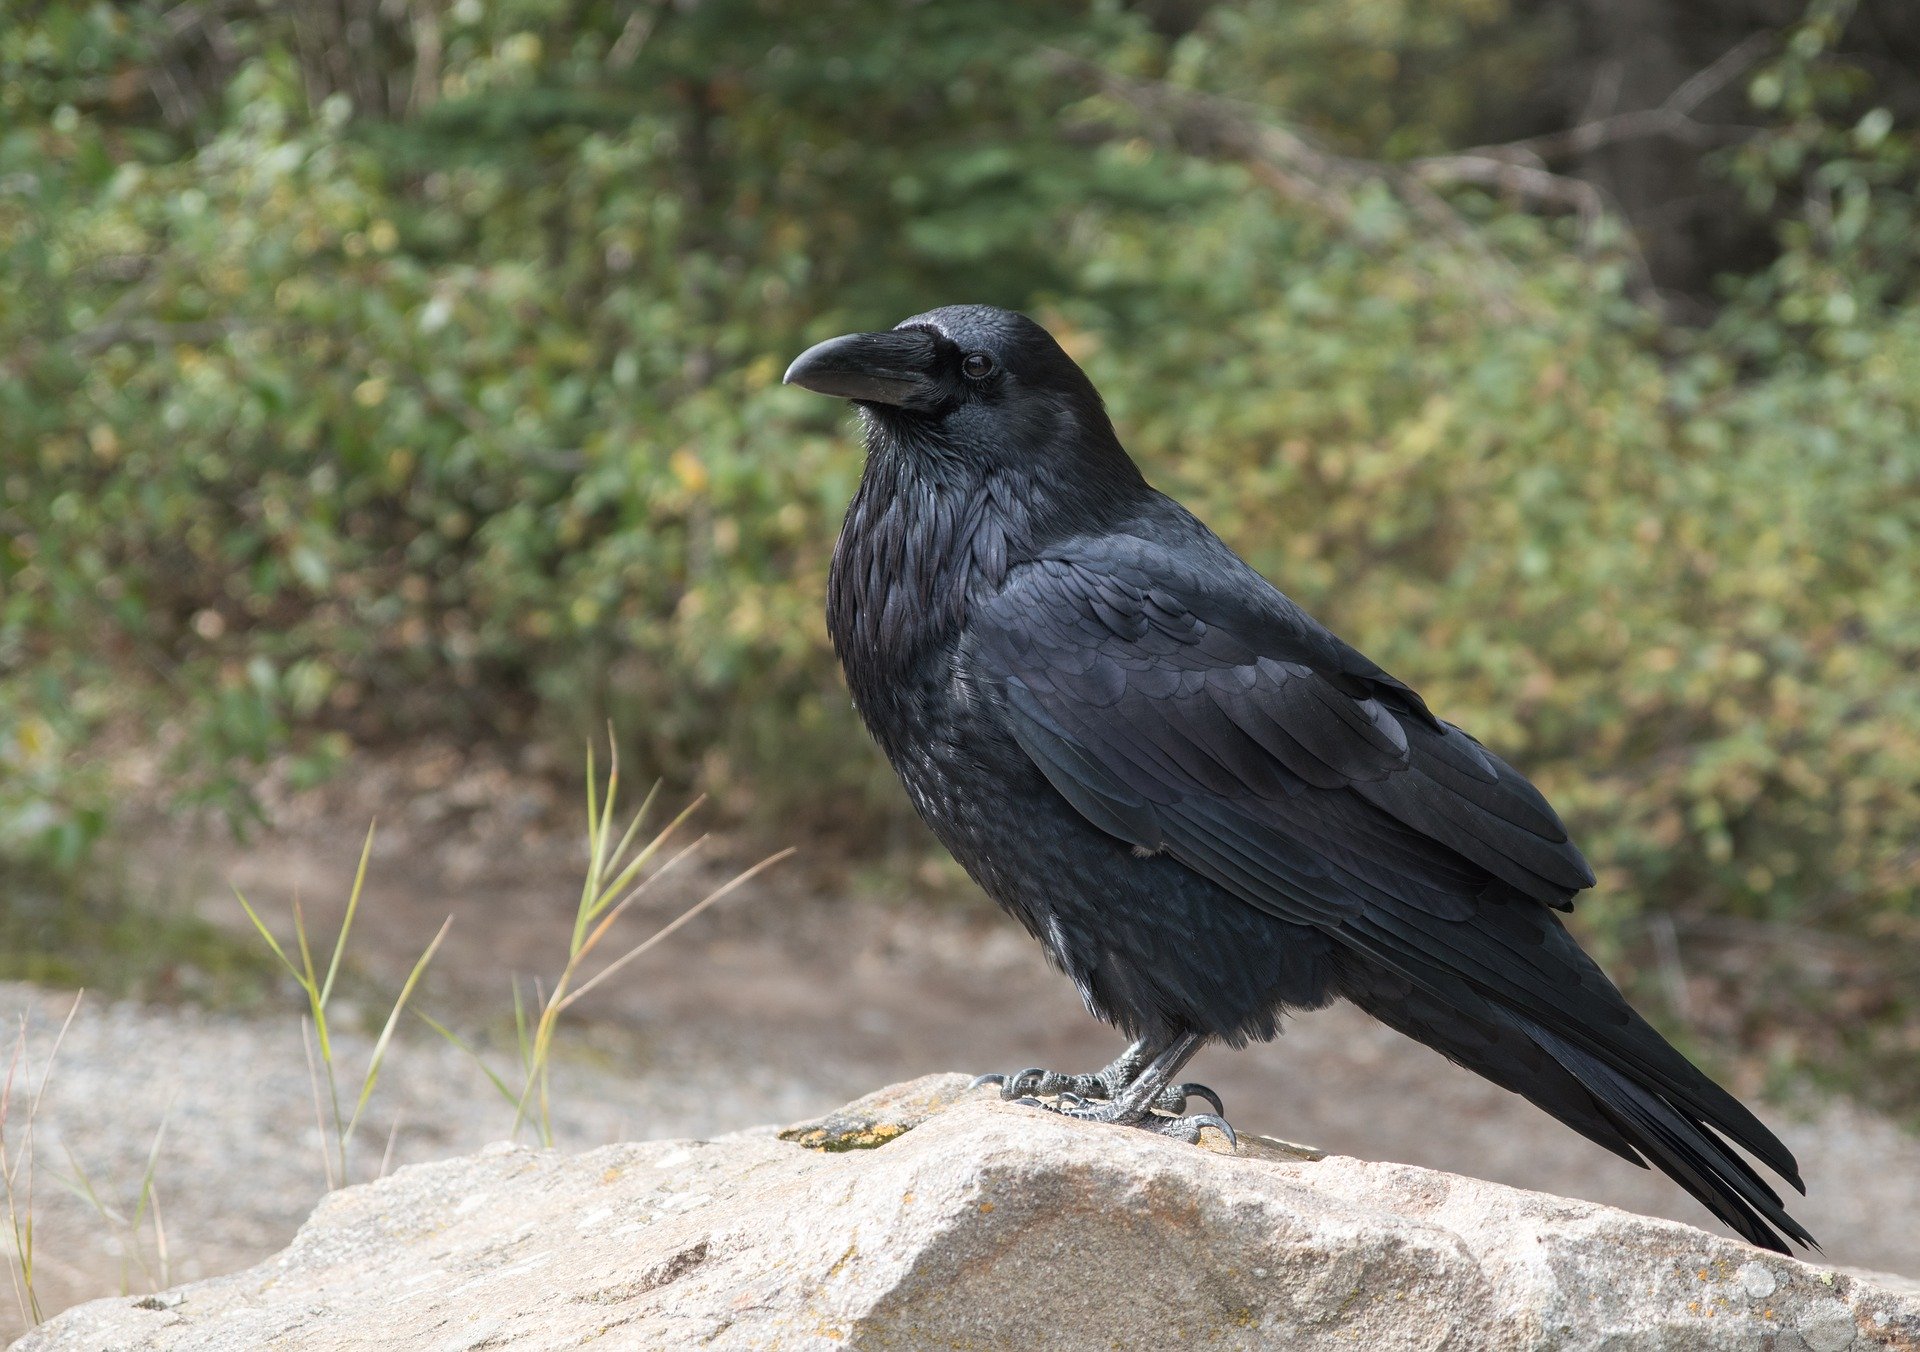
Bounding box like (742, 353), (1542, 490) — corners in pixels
(1409, 155), (1605, 218)
(1042, 50), (1369, 220)
(1408, 157), (1655, 300)
(1668, 31), (1776, 116)
(1580, 58), (1625, 125)
(1445, 33), (1774, 168)
(410, 0), (443, 117)
(1040, 50), (1535, 318)
(70, 318), (240, 357)
(1039, 47), (1702, 311)
(607, 1), (670, 72)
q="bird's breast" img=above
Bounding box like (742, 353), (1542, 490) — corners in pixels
(827, 474), (1011, 732)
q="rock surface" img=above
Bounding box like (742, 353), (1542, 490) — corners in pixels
(18, 1075), (1920, 1351)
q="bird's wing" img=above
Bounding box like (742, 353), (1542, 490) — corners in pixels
(962, 533), (1806, 1220)
(965, 534), (1595, 922)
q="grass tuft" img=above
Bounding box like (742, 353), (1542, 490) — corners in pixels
(0, 993), (83, 1328)
(423, 737), (792, 1146)
(233, 824), (451, 1188)
(57, 1108), (173, 1298)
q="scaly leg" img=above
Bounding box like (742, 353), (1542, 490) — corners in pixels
(971, 1032), (1231, 1140)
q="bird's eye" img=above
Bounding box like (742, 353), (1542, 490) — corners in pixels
(961, 352), (996, 381)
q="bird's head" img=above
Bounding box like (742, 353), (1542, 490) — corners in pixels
(783, 305), (1143, 498)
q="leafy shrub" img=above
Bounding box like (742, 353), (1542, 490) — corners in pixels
(1, 0), (1916, 1099)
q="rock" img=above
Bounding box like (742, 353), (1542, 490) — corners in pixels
(18, 1075), (1920, 1351)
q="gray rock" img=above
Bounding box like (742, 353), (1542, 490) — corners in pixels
(17, 1075), (1920, 1351)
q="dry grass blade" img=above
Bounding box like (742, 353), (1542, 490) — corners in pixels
(1, 1027), (28, 1325)
(319, 824), (377, 1011)
(132, 1112), (172, 1292)
(300, 1017), (335, 1191)
(570, 835), (708, 978)
(343, 916), (451, 1149)
(147, 1183), (169, 1293)
(416, 1013), (519, 1110)
(0, 992), (84, 1328)
(427, 738), (790, 1147)
(231, 886), (297, 976)
(559, 847), (796, 1012)
(378, 1113), (403, 1181)
(56, 1104), (173, 1294)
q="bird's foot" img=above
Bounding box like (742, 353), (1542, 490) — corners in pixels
(970, 1065), (1112, 1100)
(974, 1033), (1232, 1148)
(969, 1066), (1222, 1117)
(1012, 1092), (1237, 1148)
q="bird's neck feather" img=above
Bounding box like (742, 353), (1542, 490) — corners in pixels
(827, 437), (1018, 696)
(826, 411), (1147, 713)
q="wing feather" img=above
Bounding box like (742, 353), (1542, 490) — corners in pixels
(966, 538), (1802, 1202)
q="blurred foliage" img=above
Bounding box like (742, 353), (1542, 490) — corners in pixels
(1, 1), (1916, 1099)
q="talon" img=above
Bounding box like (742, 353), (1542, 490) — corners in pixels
(1160, 1081), (1224, 1116)
(1182, 1113), (1238, 1149)
(973, 1036), (1230, 1151)
(969, 1073), (1007, 1091)
(1006, 1067), (1050, 1099)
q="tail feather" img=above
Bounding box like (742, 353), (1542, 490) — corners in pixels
(1529, 1028), (1816, 1254)
(1346, 900), (1806, 1192)
(1337, 962), (1646, 1168)
(1337, 955), (1816, 1254)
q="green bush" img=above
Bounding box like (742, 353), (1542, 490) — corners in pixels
(1, 1), (1916, 1098)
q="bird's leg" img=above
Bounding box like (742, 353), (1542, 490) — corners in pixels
(1018, 1031), (1235, 1146)
(973, 1031), (1229, 1138)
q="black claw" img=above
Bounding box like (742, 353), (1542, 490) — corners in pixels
(998, 1089), (1235, 1150)
(1184, 1113), (1237, 1149)
(1007, 1067), (1049, 1098)
(974, 1040), (1230, 1150)
(1149, 1081), (1223, 1117)
(1174, 1082), (1225, 1116)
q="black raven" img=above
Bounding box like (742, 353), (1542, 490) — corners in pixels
(784, 304), (1812, 1253)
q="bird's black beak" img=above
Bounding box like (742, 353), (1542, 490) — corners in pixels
(783, 329), (942, 409)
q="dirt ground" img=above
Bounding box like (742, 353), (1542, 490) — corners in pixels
(7, 742), (1917, 1339)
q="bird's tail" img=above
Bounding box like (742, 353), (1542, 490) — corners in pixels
(1336, 958), (1814, 1254)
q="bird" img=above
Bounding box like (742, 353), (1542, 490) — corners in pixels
(782, 303), (1812, 1253)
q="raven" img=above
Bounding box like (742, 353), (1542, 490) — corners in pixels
(784, 304), (1812, 1253)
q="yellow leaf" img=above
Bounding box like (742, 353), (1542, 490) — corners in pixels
(671, 448), (710, 494)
